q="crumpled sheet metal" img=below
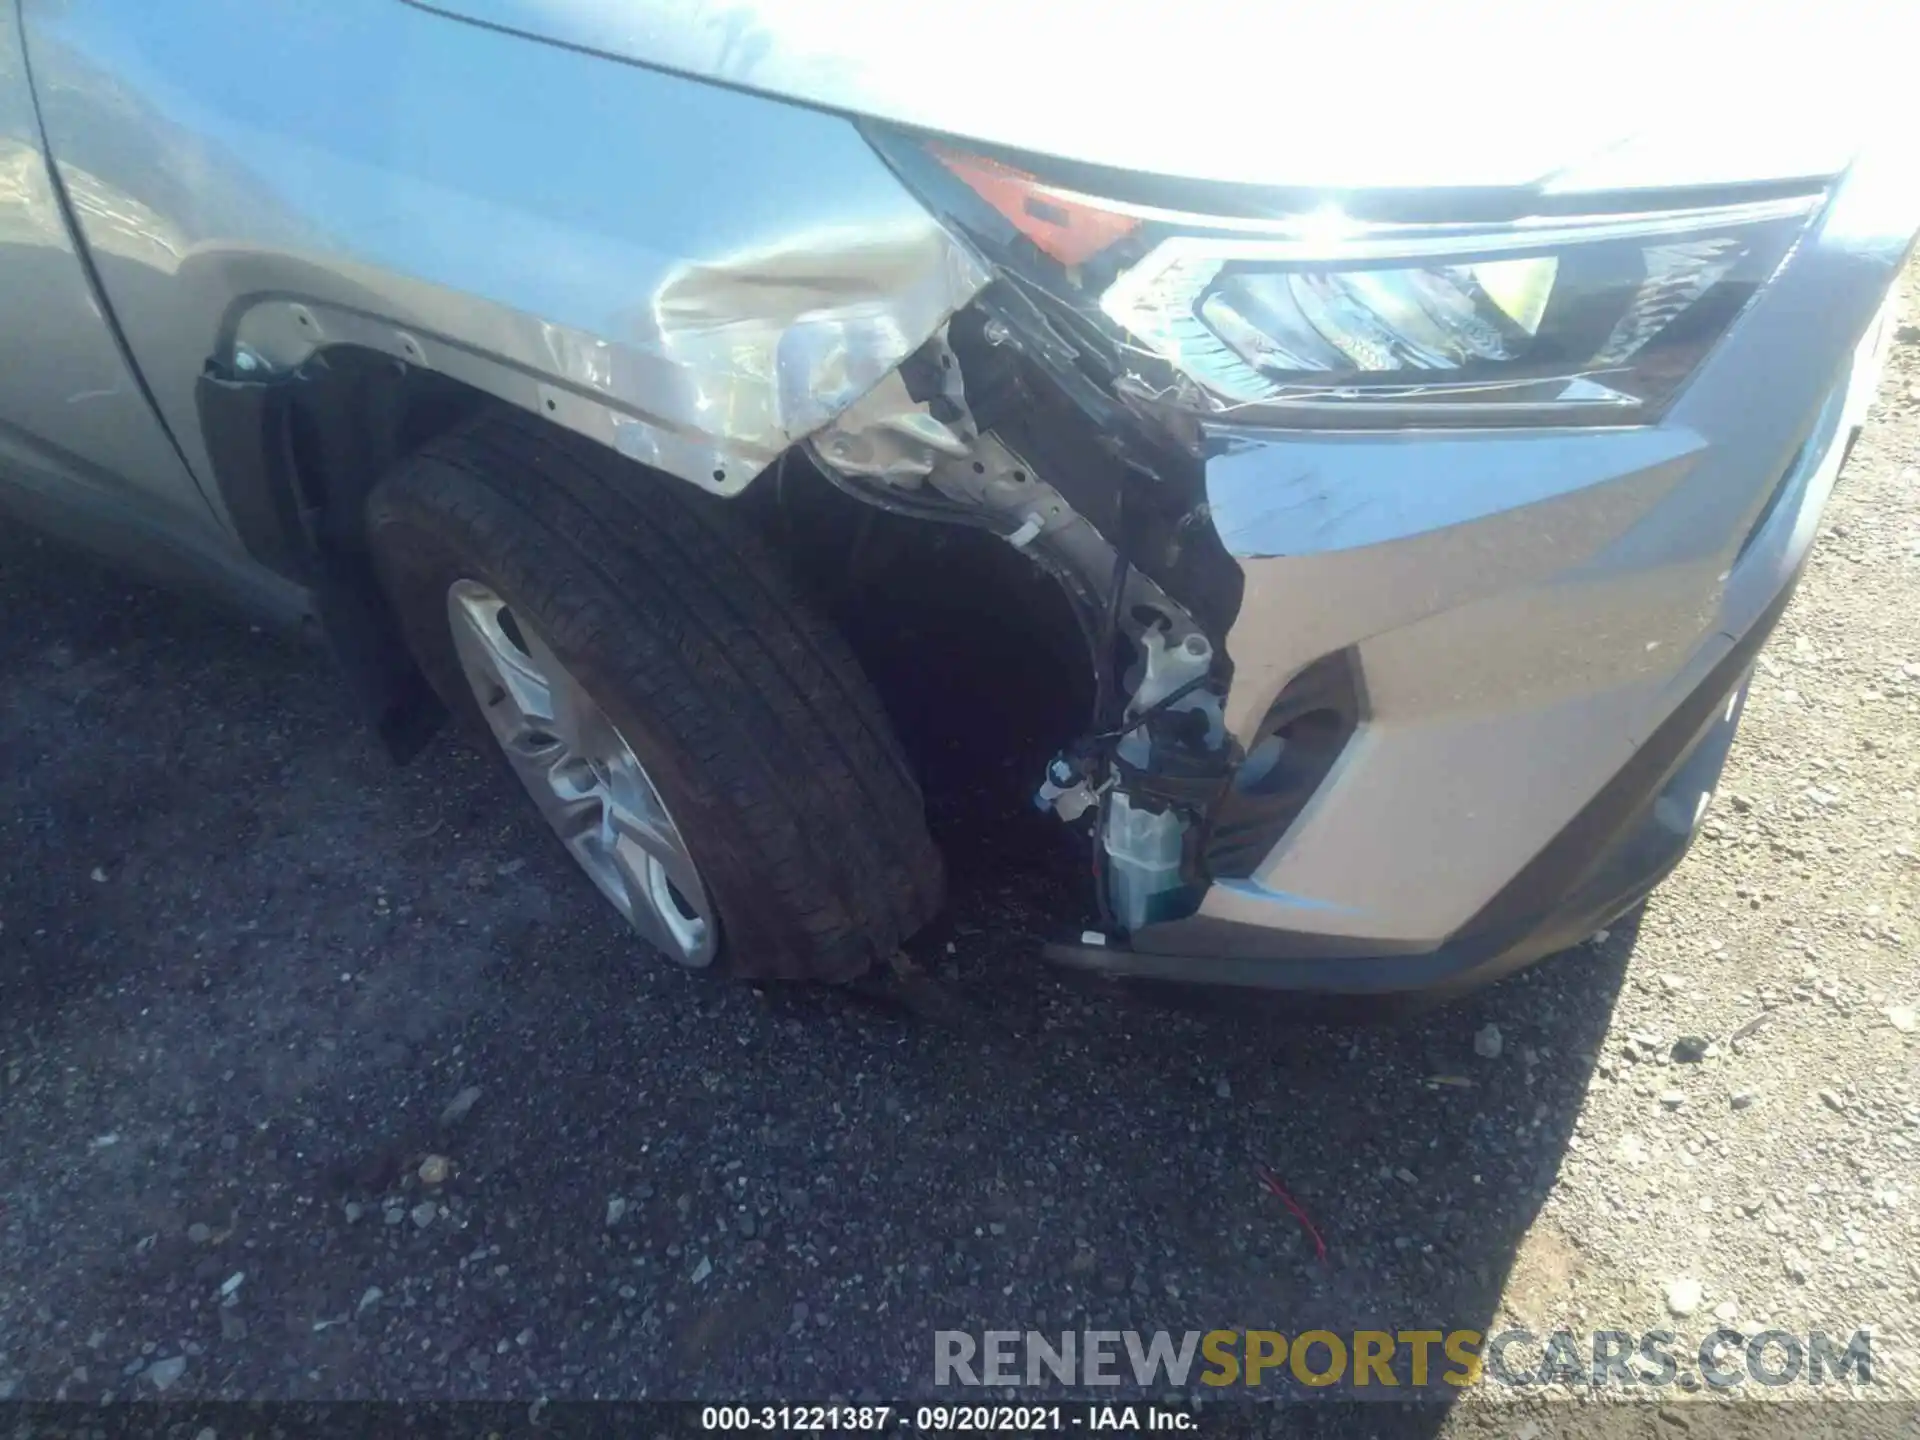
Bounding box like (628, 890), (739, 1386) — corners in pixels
(231, 218), (992, 500)
(31, 0), (990, 501)
(808, 328), (975, 485)
(638, 220), (990, 490)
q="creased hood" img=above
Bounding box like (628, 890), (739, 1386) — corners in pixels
(411, 0), (1899, 194)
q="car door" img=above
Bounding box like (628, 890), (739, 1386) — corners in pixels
(0, 4), (227, 555)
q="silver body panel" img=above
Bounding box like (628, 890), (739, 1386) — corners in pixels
(3, 0), (1915, 979)
(24, 0), (985, 505)
(408, 0), (1889, 192)
(0, 6), (211, 530)
(1145, 157), (1914, 952)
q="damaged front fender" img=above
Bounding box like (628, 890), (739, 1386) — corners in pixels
(29, 0), (989, 505)
(652, 221), (990, 470)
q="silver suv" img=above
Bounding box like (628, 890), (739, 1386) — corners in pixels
(3, 1), (1912, 999)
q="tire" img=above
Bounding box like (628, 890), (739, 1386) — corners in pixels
(365, 408), (945, 982)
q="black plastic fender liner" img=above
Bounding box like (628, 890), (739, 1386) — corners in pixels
(197, 365), (315, 585)
(195, 356), (447, 762)
(309, 552), (448, 763)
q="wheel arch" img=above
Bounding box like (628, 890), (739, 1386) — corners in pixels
(29, 0), (988, 510)
(195, 343), (496, 761)
(29, 0), (989, 762)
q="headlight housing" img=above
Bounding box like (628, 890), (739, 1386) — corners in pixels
(871, 132), (1822, 427)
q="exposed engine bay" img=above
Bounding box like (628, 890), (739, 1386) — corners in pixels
(807, 300), (1245, 936)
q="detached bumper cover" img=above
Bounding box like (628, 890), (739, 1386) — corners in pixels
(1047, 580), (1769, 998)
(1047, 152), (1914, 998)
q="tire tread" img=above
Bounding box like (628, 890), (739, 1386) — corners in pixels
(365, 411), (944, 981)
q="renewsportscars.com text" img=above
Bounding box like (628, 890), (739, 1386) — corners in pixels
(934, 1328), (1873, 1391)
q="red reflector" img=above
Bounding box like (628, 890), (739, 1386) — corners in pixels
(930, 144), (1138, 267)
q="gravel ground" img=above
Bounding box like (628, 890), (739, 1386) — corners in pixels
(0, 274), (1915, 1427)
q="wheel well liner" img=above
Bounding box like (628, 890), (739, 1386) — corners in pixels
(195, 345), (490, 760)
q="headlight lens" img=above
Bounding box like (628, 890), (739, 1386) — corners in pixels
(878, 133), (1821, 426)
(1099, 204), (1812, 418)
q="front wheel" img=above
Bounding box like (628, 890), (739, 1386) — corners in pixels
(365, 410), (946, 982)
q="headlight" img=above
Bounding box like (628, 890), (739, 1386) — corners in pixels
(870, 132), (1822, 426)
(1100, 203), (1814, 419)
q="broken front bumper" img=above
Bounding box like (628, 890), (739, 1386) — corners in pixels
(809, 137), (1911, 999)
(1046, 603), (1767, 999)
(1045, 171), (1907, 996)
